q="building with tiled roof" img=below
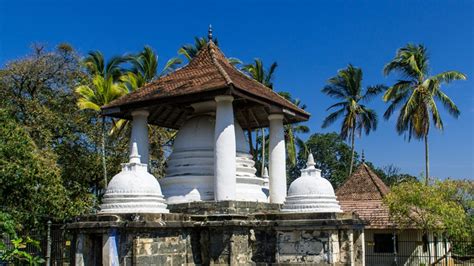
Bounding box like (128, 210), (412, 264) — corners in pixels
(336, 162), (393, 229)
(336, 162), (448, 265)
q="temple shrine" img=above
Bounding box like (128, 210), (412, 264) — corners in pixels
(68, 28), (365, 265)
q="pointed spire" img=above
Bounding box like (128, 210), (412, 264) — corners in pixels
(306, 153), (316, 168)
(361, 149), (365, 163)
(208, 24), (213, 42)
(130, 142), (141, 164)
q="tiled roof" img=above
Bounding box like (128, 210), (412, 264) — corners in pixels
(336, 163), (390, 201)
(102, 41), (309, 121)
(336, 163), (394, 229)
(339, 200), (394, 229)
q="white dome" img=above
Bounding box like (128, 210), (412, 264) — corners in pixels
(160, 113), (267, 204)
(100, 143), (168, 214)
(282, 154), (341, 213)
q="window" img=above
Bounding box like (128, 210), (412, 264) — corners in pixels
(373, 233), (398, 253)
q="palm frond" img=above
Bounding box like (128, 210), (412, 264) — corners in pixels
(431, 71), (467, 84)
(322, 108), (345, 128)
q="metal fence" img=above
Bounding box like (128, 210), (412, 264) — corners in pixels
(1, 223), (71, 266)
(366, 240), (474, 266)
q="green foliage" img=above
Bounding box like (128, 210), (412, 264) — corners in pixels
(290, 132), (355, 187)
(178, 36), (241, 66)
(321, 64), (385, 176)
(383, 43), (467, 183)
(1, 212), (44, 265)
(242, 59), (278, 89)
(384, 179), (472, 240)
(0, 44), (100, 231)
(0, 109), (71, 228)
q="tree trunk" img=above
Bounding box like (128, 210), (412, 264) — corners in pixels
(247, 129), (254, 159)
(101, 116), (108, 190)
(425, 134), (429, 186)
(261, 128), (266, 175)
(349, 127), (356, 176)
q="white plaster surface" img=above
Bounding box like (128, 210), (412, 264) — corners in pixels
(99, 143), (168, 214)
(282, 154), (342, 213)
(268, 114), (287, 204)
(130, 110), (149, 165)
(214, 95), (237, 201)
(160, 112), (267, 204)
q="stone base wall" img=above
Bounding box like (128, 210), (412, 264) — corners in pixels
(68, 202), (364, 265)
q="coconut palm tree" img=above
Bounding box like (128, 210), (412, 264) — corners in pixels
(119, 46), (181, 176)
(127, 46), (181, 82)
(279, 92), (310, 166)
(83, 51), (125, 81)
(178, 36), (242, 66)
(75, 75), (128, 187)
(242, 59), (278, 173)
(322, 64), (384, 176)
(383, 44), (466, 185)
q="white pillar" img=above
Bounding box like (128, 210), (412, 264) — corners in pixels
(214, 95), (236, 201)
(268, 113), (286, 204)
(102, 229), (119, 266)
(130, 110), (149, 165)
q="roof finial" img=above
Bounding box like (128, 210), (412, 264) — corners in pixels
(361, 149), (365, 163)
(208, 24), (213, 42)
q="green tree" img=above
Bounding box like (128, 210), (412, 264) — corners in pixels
(178, 36), (242, 65)
(384, 180), (472, 242)
(120, 46), (182, 176)
(322, 64), (384, 175)
(0, 44), (96, 224)
(0, 211), (45, 265)
(83, 50), (125, 81)
(75, 75), (128, 186)
(278, 92), (310, 167)
(0, 109), (77, 230)
(291, 133), (355, 187)
(242, 59), (278, 171)
(383, 44), (466, 185)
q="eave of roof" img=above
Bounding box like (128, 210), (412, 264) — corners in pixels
(101, 41), (310, 127)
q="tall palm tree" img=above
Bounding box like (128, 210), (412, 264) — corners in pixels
(127, 46), (181, 82)
(243, 59), (278, 173)
(383, 44), (466, 185)
(322, 64), (384, 175)
(119, 46), (182, 176)
(75, 75), (128, 187)
(279, 92), (310, 166)
(76, 51), (128, 189)
(178, 36), (242, 66)
(83, 51), (125, 81)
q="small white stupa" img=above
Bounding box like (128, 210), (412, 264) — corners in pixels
(281, 153), (341, 213)
(99, 143), (168, 214)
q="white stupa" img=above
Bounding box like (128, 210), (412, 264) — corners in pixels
(99, 143), (168, 214)
(160, 101), (268, 204)
(281, 153), (342, 213)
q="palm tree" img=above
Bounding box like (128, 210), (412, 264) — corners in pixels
(279, 92), (310, 166)
(242, 59), (278, 173)
(383, 44), (466, 185)
(127, 46), (181, 82)
(119, 46), (182, 176)
(322, 64), (384, 175)
(83, 51), (125, 81)
(178, 36), (242, 66)
(76, 51), (128, 189)
(75, 75), (128, 187)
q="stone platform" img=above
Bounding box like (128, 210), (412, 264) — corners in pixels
(67, 201), (365, 265)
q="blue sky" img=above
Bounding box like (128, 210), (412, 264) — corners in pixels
(1, 0), (473, 179)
